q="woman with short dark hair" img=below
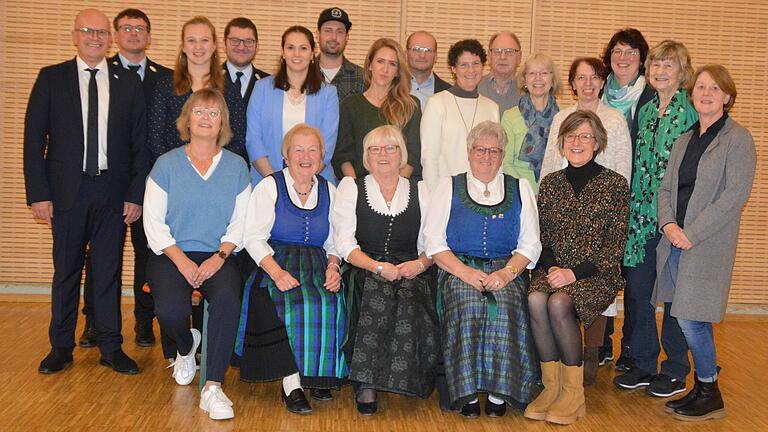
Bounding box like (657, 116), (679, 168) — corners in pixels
(420, 39), (499, 190)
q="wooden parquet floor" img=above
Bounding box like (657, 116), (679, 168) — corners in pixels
(1, 301), (767, 431)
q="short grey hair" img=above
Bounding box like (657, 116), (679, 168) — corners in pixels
(466, 120), (508, 152)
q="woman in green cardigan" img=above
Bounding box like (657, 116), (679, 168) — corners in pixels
(500, 53), (561, 192)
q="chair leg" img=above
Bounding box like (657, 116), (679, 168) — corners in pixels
(198, 300), (209, 392)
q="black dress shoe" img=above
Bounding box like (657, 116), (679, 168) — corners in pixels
(310, 388), (333, 401)
(99, 349), (139, 375)
(484, 399), (507, 417)
(38, 349), (73, 374)
(78, 322), (97, 348)
(672, 380), (726, 421)
(356, 400), (378, 416)
(460, 401), (481, 418)
(134, 320), (156, 347)
(282, 388), (312, 415)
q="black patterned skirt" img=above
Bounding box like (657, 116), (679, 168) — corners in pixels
(439, 255), (537, 407)
(343, 263), (440, 398)
(236, 243), (347, 388)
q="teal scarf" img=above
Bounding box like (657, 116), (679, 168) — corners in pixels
(603, 74), (646, 124)
(623, 89), (698, 266)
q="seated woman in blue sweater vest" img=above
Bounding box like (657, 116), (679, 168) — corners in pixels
(423, 120), (542, 419)
(144, 89), (251, 421)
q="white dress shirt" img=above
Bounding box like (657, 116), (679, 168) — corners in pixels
(332, 175), (431, 260)
(244, 168), (338, 265)
(143, 150), (251, 255)
(76, 56), (110, 171)
(423, 170), (541, 267)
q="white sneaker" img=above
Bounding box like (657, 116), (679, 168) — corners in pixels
(166, 328), (201, 385)
(200, 385), (235, 420)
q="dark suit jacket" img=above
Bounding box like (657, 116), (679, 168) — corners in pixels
(24, 58), (149, 211)
(222, 62), (270, 106)
(434, 72), (451, 93)
(109, 54), (172, 102)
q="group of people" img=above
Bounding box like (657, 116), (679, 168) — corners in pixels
(23, 5), (756, 426)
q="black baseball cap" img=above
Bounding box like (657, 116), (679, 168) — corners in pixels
(317, 7), (352, 30)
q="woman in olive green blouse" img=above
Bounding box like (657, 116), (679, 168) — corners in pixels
(331, 38), (422, 179)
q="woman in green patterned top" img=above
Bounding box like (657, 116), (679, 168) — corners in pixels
(614, 40), (698, 396)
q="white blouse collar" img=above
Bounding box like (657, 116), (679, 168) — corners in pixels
(282, 168), (319, 209)
(363, 174), (411, 216)
(466, 170), (505, 205)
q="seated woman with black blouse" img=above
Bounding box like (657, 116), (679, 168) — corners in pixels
(525, 110), (628, 425)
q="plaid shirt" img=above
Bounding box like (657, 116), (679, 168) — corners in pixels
(319, 55), (365, 102)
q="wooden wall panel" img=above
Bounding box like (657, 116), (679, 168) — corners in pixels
(1, 0), (766, 305)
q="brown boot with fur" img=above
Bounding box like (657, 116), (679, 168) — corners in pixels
(545, 363), (586, 425)
(524, 361), (562, 421)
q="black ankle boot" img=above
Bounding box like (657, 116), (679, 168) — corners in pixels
(672, 379), (725, 421)
(665, 374), (699, 413)
(79, 317), (96, 348)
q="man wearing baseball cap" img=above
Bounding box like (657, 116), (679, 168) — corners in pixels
(316, 7), (365, 102)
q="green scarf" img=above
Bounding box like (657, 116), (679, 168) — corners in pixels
(623, 89), (698, 266)
(603, 74), (646, 123)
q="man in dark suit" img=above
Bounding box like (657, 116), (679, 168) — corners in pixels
(24, 8), (148, 375)
(406, 31), (451, 112)
(223, 17), (269, 107)
(78, 8), (171, 349)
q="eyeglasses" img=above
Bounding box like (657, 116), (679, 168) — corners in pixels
(574, 74), (603, 83)
(409, 46), (434, 54)
(228, 37), (257, 47)
(490, 47), (521, 56)
(471, 146), (504, 158)
(191, 107), (221, 119)
(118, 25), (147, 34)
(564, 133), (596, 143)
(367, 144), (400, 155)
(75, 27), (110, 39)
(456, 61), (483, 70)
(611, 48), (640, 57)
(526, 70), (552, 78)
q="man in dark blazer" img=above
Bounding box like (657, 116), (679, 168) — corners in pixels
(24, 8), (148, 375)
(223, 17), (270, 107)
(77, 8), (171, 349)
(406, 31), (451, 112)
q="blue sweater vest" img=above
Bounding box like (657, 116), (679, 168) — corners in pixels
(269, 171), (330, 248)
(446, 173), (522, 258)
(149, 147), (250, 252)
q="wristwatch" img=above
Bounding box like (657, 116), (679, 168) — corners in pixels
(375, 263), (384, 275)
(215, 250), (228, 260)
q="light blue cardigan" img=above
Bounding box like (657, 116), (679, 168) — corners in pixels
(245, 76), (339, 184)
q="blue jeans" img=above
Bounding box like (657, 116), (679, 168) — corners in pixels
(626, 238), (690, 379)
(677, 318), (717, 380)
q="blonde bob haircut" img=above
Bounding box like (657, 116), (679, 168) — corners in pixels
(645, 40), (695, 90)
(362, 125), (408, 171)
(176, 88), (232, 148)
(466, 120), (508, 153)
(557, 110), (607, 156)
(517, 52), (562, 95)
(280, 123), (326, 162)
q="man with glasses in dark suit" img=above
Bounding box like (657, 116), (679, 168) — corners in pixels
(25, 8), (148, 375)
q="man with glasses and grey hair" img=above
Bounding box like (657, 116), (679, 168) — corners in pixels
(26, 8), (148, 376)
(223, 17), (270, 106)
(406, 31), (451, 112)
(479, 32), (524, 114)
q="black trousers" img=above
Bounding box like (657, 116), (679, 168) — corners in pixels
(147, 252), (241, 383)
(83, 217), (154, 321)
(50, 174), (125, 355)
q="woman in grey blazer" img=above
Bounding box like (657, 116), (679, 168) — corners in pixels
(654, 65), (756, 422)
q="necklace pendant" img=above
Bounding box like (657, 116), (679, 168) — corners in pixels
(483, 189), (490, 198)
